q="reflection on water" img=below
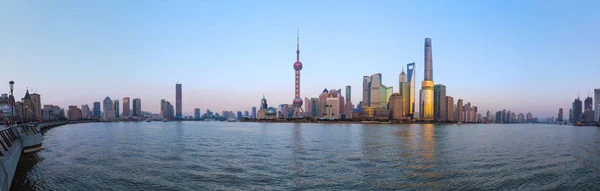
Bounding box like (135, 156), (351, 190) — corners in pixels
(10, 122), (600, 190)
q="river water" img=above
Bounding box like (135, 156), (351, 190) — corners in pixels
(10, 122), (600, 190)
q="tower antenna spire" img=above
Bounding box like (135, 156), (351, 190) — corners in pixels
(296, 29), (300, 61)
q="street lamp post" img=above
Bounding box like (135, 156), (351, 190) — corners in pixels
(9, 81), (14, 119)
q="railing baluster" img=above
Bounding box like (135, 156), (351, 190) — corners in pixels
(0, 139), (7, 151)
(0, 133), (11, 147)
(4, 131), (14, 143)
(8, 129), (16, 140)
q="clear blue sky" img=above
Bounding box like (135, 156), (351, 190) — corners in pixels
(1, 0), (598, 118)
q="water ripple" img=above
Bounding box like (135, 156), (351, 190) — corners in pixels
(9, 122), (600, 190)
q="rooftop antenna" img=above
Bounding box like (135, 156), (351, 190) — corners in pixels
(588, 89), (591, 98)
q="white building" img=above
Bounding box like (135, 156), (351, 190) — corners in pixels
(81, 104), (91, 119)
(369, 73), (381, 108)
(323, 97), (340, 119)
(103, 96), (116, 121)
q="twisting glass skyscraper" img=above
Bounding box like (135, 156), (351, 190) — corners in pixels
(406, 63), (416, 118)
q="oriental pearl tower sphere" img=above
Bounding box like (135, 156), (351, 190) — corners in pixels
(292, 30), (304, 118)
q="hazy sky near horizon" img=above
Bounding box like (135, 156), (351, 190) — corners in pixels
(1, 0), (599, 117)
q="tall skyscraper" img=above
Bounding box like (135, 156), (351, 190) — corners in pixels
(569, 108), (573, 122)
(103, 96), (115, 121)
(572, 98), (582, 122)
(113, 100), (120, 118)
(251, 107), (257, 119)
(584, 96), (593, 122)
(194, 108), (201, 120)
(161, 99), (167, 118)
(399, 70), (410, 118)
(419, 38), (434, 121)
(167, 101), (174, 119)
(595, 89), (600, 122)
(292, 31), (304, 118)
(93, 102), (101, 118)
(362, 76), (370, 106)
(176, 83), (182, 119)
(434, 84), (446, 121)
(446, 96), (454, 122)
(345, 86), (351, 103)
(311, 98), (320, 118)
(81, 104), (91, 119)
(380, 85), (393, 109)
(260, 95), (268, 110)
(406, 63), (416, 117)
(456, 99), (463, 122)
(369, 73), (383, 108)
(132, 98), (141, 117)
(465, 102), (472, 122)
(558, 108), (563, 122)
(122, 97), (130, 117)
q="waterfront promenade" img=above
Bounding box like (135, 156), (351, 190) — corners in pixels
(0, 121), (67, 190)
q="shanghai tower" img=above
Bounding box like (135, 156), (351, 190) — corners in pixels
(420, 38), (434, 121)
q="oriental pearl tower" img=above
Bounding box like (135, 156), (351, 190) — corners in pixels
(292, 30), (304, 118)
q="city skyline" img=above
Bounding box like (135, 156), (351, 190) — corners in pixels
(1, 1), (599, 117)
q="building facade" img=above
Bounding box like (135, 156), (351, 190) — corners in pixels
(30, 92), (41, 120)
(103, 97), (115, 121)
(93, 102), (101, 118)
(369, 73), (382, 108)
(399, 70), (410, 118)
(595, 89), (600, 122)
(389, 93), (404, 120)
(558, 108), (563, 122)
(132, 98), (142, 117)
(81, 104), (91, 119)
(362, 76), (370, 106)
(584, 96), (593, 122)
(446, 96), (454, 122)
(345, 85), (351, 104)
(176, 83), (182, 119)
(572, 98), (582, 122)
(407, 63), (416, 118)
(122, 97), (131, 117)
(380, 85), (393, 109)
(113, 100), (120, 118)
(456, 99), (463, 122)
(42, 105), (62, 120)
(310, 98), (320, 118)
(68, 105), (82, 120)
(419, 38), (434, 121)
(194, 108), (201, 119)
(434, 84), (446, 121)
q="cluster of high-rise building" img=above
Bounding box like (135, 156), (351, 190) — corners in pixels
(491, 110), (534, 123)
(66, 96), (143, 121)
(566, 89), (600, 123)
(303, 88), (354, 120)
(351, 38), (486, 122)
